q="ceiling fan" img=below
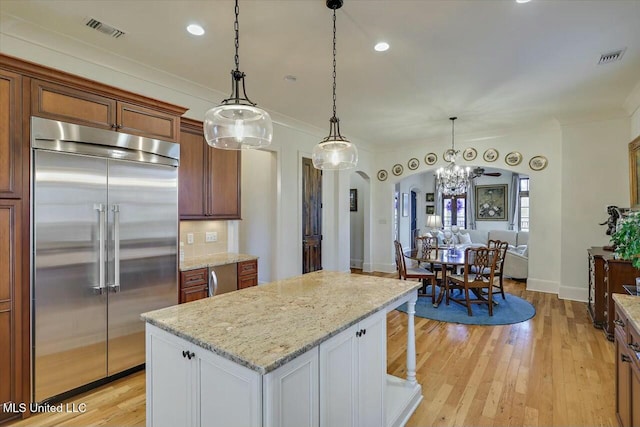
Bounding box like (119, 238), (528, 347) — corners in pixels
(470, 167), (502, 179)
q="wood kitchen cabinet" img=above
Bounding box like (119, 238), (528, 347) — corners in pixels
(0, 200), (23, 423)
(588, 247), (608, 329)
(614, 300), (640, 427)
(31, 79), (180, 142)
(179, 268), (209, 304)
(238, 259), (258, 289)
(179, 119), (241, 220)
(0, 69), (22, 199)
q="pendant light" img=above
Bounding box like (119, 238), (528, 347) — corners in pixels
(312, 0), (358, 170)
(204, 0), (272, 150)
(436, 117), (470, 196)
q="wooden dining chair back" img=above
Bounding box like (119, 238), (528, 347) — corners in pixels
(446, 247), (499, 316)
(487, 239), (509, 299)
(394, 240), (438, 304)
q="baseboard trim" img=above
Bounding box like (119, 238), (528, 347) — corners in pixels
(558, 286), (588, 302)
(526, 278), (559, 295)
(362, 262), (373, 273)
(372, 262), (396, 274)
(350, 258), (363, 269)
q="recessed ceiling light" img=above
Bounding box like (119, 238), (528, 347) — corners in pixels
(283, 75), (297, 83)
(374, 42), (390, 52)
(516, 0), (531, 3)
(187, 24), (205, 36)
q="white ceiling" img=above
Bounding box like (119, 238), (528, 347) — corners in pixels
(1, 0), (639, 147)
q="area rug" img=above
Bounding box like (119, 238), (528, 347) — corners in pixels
(396, 287), (536, 326)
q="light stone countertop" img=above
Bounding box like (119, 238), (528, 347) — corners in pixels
(613, 294), (640, 332)
(179, 253), (258, 271)
(141, 270), (420, 374)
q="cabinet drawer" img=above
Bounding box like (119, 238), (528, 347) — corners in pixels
(631, 324), (640, 369)
(238, 275), (258, 290)
(180, 268), (208, 288)
(238, 260), (257, 277)
(615, 304), (629, 342)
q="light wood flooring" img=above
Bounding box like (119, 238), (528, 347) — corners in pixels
(7, 274), (616, 427)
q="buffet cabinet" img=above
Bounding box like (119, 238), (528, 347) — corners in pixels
(614, 301), (640, 427)
(588, 247), (640, 340)
(0, 53), (187, 422)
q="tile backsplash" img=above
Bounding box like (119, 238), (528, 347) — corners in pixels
(180, 221), (228, 259)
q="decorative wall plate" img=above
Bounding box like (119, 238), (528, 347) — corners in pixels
(424, 153), (437, 165)
(483, 148), (499, 162)
(462, 148), (477, 161)
(443, 149), (456, 162)
(529, 155), (548, 171)
(392, 164), (404, 176)
(505, 151), (523, 166)
(377, 169), (388, 181)
(407, 158), (420, 170)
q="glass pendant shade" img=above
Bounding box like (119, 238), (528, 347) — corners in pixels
(204, 104), (272, 150)
(312, 138), (358, 170)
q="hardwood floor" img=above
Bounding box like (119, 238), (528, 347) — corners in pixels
(6, 274), (616, 427)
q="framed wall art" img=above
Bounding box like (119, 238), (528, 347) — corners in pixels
(426, 192), (435, 202)
(426, 205), (435, 215)
(475, 184), (507, 221)
(350, 188), (358, 212)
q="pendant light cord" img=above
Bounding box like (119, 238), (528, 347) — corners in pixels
(234, 0), (240, 72)
(332, 9), (337, 119)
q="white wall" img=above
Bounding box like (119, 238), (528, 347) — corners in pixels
(559, 117), (630, 300)
(239, 149), (276, 283)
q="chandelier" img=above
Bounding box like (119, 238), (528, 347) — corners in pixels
(312, 0), (358, 170)
(203, 0), (273, 150)
(436, 117), (470, 196)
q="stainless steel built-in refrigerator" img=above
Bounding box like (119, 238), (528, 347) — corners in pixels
(31, 117), (179, 402)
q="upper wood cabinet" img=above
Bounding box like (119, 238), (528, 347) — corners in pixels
(179, 119), (241, 220)
(0, 69), (22, 198)
(31, 79), (180, 142)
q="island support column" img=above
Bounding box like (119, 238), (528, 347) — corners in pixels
(406, 294), (417, 385)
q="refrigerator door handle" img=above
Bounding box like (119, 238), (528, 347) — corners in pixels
(209, 270), (218, 297)
(109, 204), (121, 293)
(93, 203), (106, 295)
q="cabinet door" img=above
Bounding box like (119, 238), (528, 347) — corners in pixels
(632, 363), (640, 427)
(117, 101), (179, 142)
(319, 324), (358, 427)
(356, 310), (386, 427)
(208, 148), (241, 219)
(197, 347), (262, 427)
(0, 69), (22, 198)
(31, 79), (116, 130)
(179, 123), (207, 218)
(616, 332), (631, 427)
(0, 200), (22, 423)
(264, 348), (319, 427)
(180, 268), (209, 303)
(147, 328), (194, 427)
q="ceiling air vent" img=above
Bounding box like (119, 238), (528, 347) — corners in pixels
(84, 17), (125, 39)
(598, 48), (626, 65)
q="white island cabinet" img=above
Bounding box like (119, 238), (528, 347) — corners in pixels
(142, 271), (422, 427)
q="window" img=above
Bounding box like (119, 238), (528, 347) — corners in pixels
(519, 178), (529, 231)
(443, 195), (466, 228)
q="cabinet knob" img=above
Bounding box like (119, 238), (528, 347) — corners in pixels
(629, 343), (640, 352)
(614, 319), (625, 327)
(356, 330), (361, 337)
(621, 354), (632, 363)
(362, 329), (366, 335)
(182, 350), (188, 358)
(187, 351), (195, 360)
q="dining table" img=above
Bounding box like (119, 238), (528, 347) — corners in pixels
(403, 246), (467, 307)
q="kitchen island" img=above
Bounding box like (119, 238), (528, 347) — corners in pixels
(141, 270), (422, 427)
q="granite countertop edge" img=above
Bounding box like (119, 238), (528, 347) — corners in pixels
(612, 293), (640, 332)
(179, 253), (259, 271)
(142, 284), (418, 375)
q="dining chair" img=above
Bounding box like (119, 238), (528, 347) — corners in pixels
(414, 236), (449, 282)
(446, 247), (498, 316)
(394, 240), (438, 304)
(487, 239), (509, 299)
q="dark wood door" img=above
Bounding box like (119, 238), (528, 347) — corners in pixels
(302, 158), (322, 273)
(410, 191), (417, 249)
